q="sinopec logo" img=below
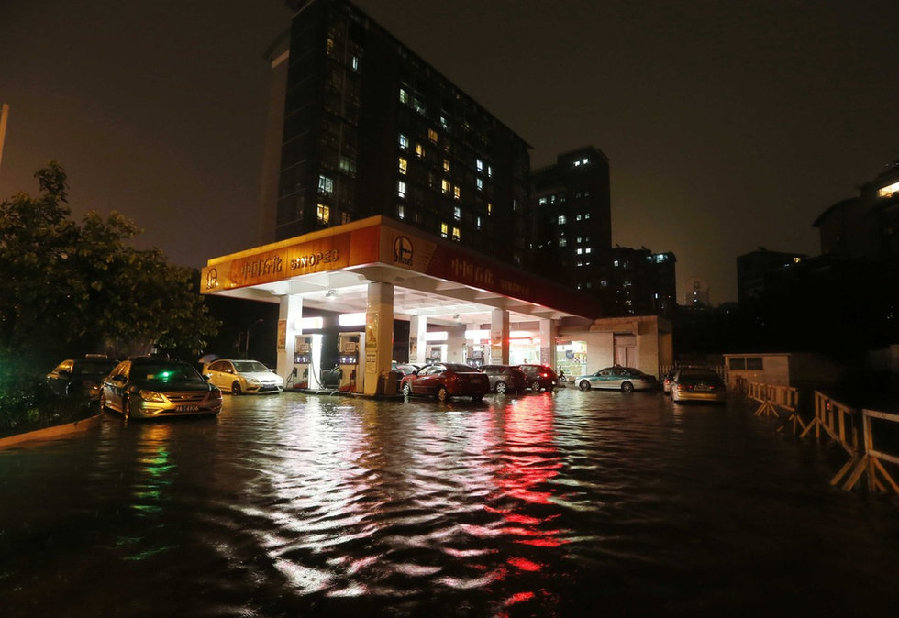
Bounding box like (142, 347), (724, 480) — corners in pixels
(394, 236), (413, 266)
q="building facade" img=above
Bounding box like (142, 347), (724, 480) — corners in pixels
(267, 0), (531, 267)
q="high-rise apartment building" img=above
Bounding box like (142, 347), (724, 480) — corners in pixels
(530, 147), (613, 281)
(263, 0), (531, 266)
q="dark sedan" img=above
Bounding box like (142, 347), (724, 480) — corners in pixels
(400, 363), (490, 402)
(481, 364), (527, 394)
(47, 355), (118, 402)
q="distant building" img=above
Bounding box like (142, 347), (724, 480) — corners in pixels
(530, 147), (674, 317)
(530, 146), (613, 279)
(814, 159), (899, 260)
(737, 248), (807, 305)
(684, 278), (710, 308)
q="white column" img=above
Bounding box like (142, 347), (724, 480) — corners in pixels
(410, 314), (428, 365)
(447, 324), (466, 363)
(539, 318), (557, 370)
(277, 294), (303, 385)
(490, 308), (510, 365)
(363, 281), (395, 395)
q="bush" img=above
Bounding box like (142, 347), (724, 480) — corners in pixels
(0, 363), (92, 438)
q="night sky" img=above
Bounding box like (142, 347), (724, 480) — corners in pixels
(2, 0), (897, 303)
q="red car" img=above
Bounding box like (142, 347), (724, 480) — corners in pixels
(400, 363), (490, 402)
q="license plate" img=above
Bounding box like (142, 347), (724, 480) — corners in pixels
(177, 405), (199, 412)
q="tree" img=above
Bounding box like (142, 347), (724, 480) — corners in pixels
(0, 162), (218, 366)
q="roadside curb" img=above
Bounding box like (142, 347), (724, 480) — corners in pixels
(0, 413), (102, 448)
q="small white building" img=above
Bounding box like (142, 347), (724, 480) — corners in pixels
(723, 352), (846, 390)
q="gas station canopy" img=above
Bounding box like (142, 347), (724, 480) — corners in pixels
(201, 216), (602, 327)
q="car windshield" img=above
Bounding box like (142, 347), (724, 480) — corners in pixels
(443, 363), (479, 372)
(77, 360), (117, 377)
(232, 361), (270, 373)
(131, 363), (204, 385)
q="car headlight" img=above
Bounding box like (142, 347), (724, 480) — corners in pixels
(208, 389), (223, 401)
(139, 390), (166, 403)
(245, 378), (261, 386)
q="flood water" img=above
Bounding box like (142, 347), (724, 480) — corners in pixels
(1, 389), (898, 616)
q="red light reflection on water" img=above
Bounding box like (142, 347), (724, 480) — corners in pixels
(487, 394), (570, 599)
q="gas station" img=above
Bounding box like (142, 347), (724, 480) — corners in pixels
(201, 216), (605, 395)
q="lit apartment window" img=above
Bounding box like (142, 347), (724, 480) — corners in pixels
(584, 213), (591, 219)
(351, 56), (359, 71)
(413, 97), (426, 115)
(559, 238), (567, 247)
(443, 159), (450, 172)
(341, 212), (351, 225)
(453, 206), (461, 220)
(440, 114), (448, 128)
(538, 197), (548, 205)
(577, 248), (583, 255)
(440, 222), (449, 238)
(397, 180), (406, 198)
(399, 88), (408, 104)
(398, 157), (407, 174)
(441, 179), (450, 194)
(576, 214), (582, 221)
(318, 174), (333, 195)
(452, 226), (461, 242)
(415, 143), (424, 158)
(326, 38), (334, 56)
(475, 216), (482, 229)
(316, 203), (330, 224)
(476, 178), (484, 191)
(487, 202), (493, 215)
(577, 236), (583, 243)
(397, 204), (406, 219)
(399, 134), (408, 150)
(476, 159), (484, 172)
(453, 186), (461, 200)
(487, 165), (493, 178)
(558, 215), (567, 225)
(428, 128), (438, 143)
(585, 247), (592, 254)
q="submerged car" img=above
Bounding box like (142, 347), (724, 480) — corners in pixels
(576, 366), (658, 392)
(481, 364), (527, 394)
(47, 355), (118, 401)
(203, 358), (283, 395)
(400, 363), (490, 402)
(517, 364), (559, 392)
(100, 358), (222, 420)
(670, 368), (727, 404)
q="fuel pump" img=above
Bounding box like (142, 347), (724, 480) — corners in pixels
(293, 335), (313, 390)
(337, 332), (364, 393)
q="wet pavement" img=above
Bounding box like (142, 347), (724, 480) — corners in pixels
(1, 388), (898, 616)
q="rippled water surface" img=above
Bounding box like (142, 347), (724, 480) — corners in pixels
(2, 390), (899, 616)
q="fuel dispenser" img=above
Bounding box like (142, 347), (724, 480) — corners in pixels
(292, 335), (314, 390)
(337, 332), (364, 393)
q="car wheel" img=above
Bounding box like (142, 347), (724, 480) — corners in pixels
(231, 382), (242, 396)
(403, 382), (413, 397)
(472, 394), (483, 403)
(579, 380), (591, 391)
(495, 381), (507, 393)
(621, 381), (634, 393)
(531, 381), (541, 392)
(437, 386), (449, 402)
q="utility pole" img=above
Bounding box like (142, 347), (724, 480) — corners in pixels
(0, 104), (9, 172)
